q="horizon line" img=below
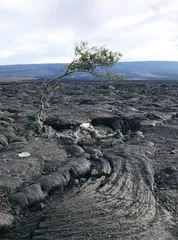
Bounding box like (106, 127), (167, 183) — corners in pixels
(0, 60), (178, 67)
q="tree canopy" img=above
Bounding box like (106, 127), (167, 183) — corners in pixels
(36, 41), (124, 134)
(47, 41), (124, 86)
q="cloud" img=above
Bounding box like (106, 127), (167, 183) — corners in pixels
(0, 0), (177, 65)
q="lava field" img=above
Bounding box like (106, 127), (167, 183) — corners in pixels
(0, 81), (178, 240)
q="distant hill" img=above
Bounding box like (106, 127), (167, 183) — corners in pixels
(0, 61), (178, 81)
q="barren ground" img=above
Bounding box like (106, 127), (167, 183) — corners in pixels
(0, 81), (178, 239)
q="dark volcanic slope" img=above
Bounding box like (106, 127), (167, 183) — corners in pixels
(0, 81), (178, 239)
(1, 61), (178, 80)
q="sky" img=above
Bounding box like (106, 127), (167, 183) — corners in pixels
(0, 0), (178, 65)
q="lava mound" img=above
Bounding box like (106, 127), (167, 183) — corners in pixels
(0, 81), (178, 240)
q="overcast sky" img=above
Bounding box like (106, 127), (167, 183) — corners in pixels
(0, 0), (178, 65)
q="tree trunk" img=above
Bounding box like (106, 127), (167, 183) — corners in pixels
(36, 84), (46, 134)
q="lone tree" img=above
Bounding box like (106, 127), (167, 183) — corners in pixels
(36, 41), (123, 135)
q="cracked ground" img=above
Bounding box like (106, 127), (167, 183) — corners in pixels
(0, 81), (178, 239)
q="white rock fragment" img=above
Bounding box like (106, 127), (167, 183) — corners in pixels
(135, 131), (144, 138)
(0, 213), (14, 229)
(80, 123), (94, 131)
(147, 141), (154, 147)
(18, 152), (31, 157)
(74, 122), (121, 142)
(75, 122), (103, 139)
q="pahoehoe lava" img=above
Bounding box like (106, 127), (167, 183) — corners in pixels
(0, 81), (178, 239)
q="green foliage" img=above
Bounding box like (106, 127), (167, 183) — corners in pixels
(68, 41), (123, 79)
(45, 41), (124, 87)
(59, 41), (124, 81)
(120, 74), (126, 80)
